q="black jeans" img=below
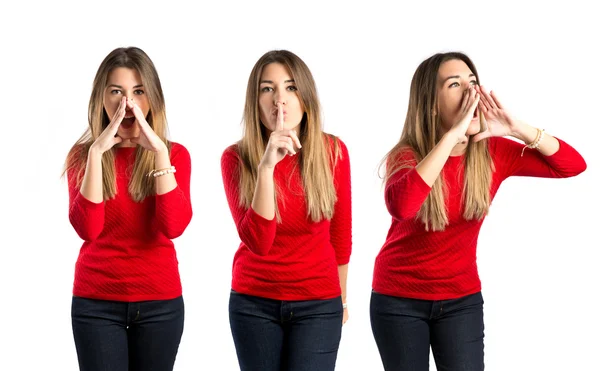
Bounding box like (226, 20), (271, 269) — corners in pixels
(229, 290), (343, 371)
(71, 295), (184, 371)
(370, 291), (484, 371)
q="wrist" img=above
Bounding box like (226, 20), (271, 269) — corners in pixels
(443, 129), (463, 145)
(154, 147), (171, 168)
(258, 163), (275, 173)
(155, 143), (169, 155)
(88, 145), (103, 158)
(510, 121), (534, 142)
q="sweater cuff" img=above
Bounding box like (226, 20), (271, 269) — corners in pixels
(248, 205), (276, 227)
(407, 168), (433, 194)
(75, 192), (104, 210)
(155, 185), (182, 204)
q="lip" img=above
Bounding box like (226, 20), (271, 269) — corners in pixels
(121, 116), (136, 129)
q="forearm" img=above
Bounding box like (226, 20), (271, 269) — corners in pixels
(154, 146), (177, 195)
(415, 132), (458, 186)
(80, 148), (104, 203)
(251, 165), (276, 220)
(338, 264), (348, 303)
(511, 121), (560, 156)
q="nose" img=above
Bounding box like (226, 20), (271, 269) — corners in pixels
(125, 92), (136, 104)
(273, 91), (287, 106)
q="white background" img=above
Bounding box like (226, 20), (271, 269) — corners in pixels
(1, 0), (598, 370)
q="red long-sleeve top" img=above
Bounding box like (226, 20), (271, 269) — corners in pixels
(68, 142), (192, 302)
(373, 137), (586, 300)
(221, 137), (352, 301)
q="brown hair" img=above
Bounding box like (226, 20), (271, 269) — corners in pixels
(64, 47), (170, 202)
(382, 52), (492, 231)
(237, 50), (340, 222)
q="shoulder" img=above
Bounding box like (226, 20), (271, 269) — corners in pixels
(221, 143), (242, 169)
(487, 136), (521, 157)
(65, 143), (89, 178)
(389, 145), (417, 165)
(169, 141), (189, 156)
(221, 143), (240, 160)
(323, 133), (349, 158)
(169, 141), (191, 163)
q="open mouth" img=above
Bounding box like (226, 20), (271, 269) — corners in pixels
(121, 114), (136, 129)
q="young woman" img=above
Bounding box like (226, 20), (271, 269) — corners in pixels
(64, 47), (192, 371)
(370, 52), (586, 371)
(221, 50), (352, 371)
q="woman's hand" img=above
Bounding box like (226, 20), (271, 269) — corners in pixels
(90, 96), (126, 154)
(259, 103), (302, 169)
(448, 86), (480, 144)
(128, 98), (167, 153)
(472, 85), (521, 142)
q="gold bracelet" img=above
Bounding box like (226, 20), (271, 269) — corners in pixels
(521, 128), (544, 157)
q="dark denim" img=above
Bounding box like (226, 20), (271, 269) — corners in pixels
(229, 290), (343, 371)
(370, 291), (484, 371)
(71, 295), (184, 371)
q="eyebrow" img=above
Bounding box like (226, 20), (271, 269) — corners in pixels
(259, 79), (295, 84)
(442, 74), (476, 83)
(107, 84), (144, 89)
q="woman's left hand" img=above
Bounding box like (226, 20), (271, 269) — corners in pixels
(472, 85), (522, 142)
(128, 98), (167, 152)
(343, 307), (349, 325)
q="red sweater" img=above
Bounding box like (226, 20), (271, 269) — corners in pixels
(221, 137), (352, 301)
(68, 142), (192, 302)
(373, 137), (586, 300)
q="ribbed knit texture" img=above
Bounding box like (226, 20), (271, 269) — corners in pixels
(373, 137), (586, 300)
(68, 142), (192, 302)
(221, 137), (352, 301)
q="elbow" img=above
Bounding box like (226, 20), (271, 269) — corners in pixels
(250, 245), (272, 256)
(160, 207), (193, 239)
(240, 234), (273, 256)
(385, 201), (414, 221)
(71, 224), (101, 242)
(69, 214), (101, 242)
(573, 159), (587, 176)
(560, 160), (587, 178)
(162, 228), (185, 240)
(246, 241), (273, 256)
(162, 219), (192, 240)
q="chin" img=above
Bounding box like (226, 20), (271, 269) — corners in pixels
(117, 130), (140, 139)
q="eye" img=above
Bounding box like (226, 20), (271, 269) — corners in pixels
(260, 86), (273, 93)
(470, 80), (478, 86)
(110, 89), (121, 94)
(286, 85), (298, 92)
(134, 89), (145, 95)
(448, 82), (459, 88)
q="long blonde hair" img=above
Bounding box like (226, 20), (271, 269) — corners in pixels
(64, 47), (171, 202)
(383, 52), (492, 231)
(237, 50), (339, 223)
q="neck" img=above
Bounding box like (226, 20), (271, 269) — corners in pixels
(116, 140), (137, 148)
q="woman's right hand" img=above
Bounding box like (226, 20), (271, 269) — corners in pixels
(449, 86), (480, 144)
(90, 96), (126, 154)
(259, 103), (302, 169)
